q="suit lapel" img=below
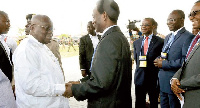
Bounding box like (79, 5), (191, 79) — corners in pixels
(172, 27), (186, 45)
(185, 41), (200, 64)
(137, 38), (143, 55)
(147, 35), (157, 54)
(86, 34), (94, 51)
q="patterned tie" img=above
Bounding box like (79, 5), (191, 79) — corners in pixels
(144, 36), (149, 55)
(186, 34), (200, 59)
(163, 33), (175, 53)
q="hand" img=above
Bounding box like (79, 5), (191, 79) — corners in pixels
(81, 70), (87, 77)
(63, 83), (73, 98)
(154, 57), (163, 68)
(171, 79), (185, 100)
(68, 81), (80, 84)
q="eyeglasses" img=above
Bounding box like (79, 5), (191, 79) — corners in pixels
(140, 24), (151, 27)
(1, 20), (10, 25)
(167, 18), (183, 23)
(32, 24), (53, 33)
(188, 10), (200, 18)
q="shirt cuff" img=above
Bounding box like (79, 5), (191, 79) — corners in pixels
(170, 78), (178, 84)
(54, 84), (65, 96)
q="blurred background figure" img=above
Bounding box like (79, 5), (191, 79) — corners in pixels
(79, 21), (101, 82)
(67, 37), (76, 52)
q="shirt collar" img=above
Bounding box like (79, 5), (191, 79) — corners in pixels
(102, 25), (117, 35)
(28, 35), (44, 46)
(172, 27), (184, 36)
(144, 33), (153, 40)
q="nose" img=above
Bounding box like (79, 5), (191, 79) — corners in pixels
(189, 15), (194, 21)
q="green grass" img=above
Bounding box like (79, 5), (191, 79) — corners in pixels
(59, 45), (79, 58)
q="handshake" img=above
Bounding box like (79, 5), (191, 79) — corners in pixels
(63, 81), (80, 98)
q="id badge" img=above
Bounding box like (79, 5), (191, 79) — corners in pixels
(139, 56), (147, 67)
(139, 56), (146, 60)
(139, 61), (147, 67)
(161, 52), (167, 59)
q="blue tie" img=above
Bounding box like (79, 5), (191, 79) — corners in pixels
(163, 33), (175, 53)
(90, 46), (97, 72)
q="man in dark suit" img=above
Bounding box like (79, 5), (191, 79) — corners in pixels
(133, 18), (164, 108)
(154, 10), (194, 108)
(0, 11), (13, 82)
(171, 1), (200, 108)
(79, 21), (100, 82)
(64, 0), (132, 107)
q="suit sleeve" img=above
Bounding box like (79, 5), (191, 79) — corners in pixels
(72, 36), (122, 101)
(162, 35), (194, 70)
(79, 37), (86, 69)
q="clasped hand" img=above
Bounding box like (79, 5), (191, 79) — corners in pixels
(63, 81), (80, 98)
(154, 57), (163, 68)
(171, 79), (185, 100)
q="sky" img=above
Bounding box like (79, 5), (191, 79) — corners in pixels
(1, 0), (197, 38)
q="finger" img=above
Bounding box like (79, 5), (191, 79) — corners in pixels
(176, 94), (182, 101)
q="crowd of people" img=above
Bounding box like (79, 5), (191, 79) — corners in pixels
(0, 0), (200, 108)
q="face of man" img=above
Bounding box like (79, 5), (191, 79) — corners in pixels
(189, 2), (200, 30)
(87, 22), (95, 35)
(25, 19), (31, 35)
(141, 19), (154, 36)
(31, 17), (53, 44)
(92, 7), (104, 33)
(0, 13), (10, 34)
(167, 11), (183, 31)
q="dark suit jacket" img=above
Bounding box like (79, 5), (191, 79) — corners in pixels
(133, 35), (164, 86)
(72, 26), (132, 108)
(159, 27), (194, 94)
(173, 39), (200, 108)
(79, 34), (100, 74)
(0, 42), (12, 81)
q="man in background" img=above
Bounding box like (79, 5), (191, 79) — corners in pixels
(134, 18), (164, 108)
(0, 10), (13, 83)
(154, 10), (194, 108)
(79, 21), (100, 82)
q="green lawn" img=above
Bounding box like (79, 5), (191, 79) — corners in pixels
(59, 45), (79, 58)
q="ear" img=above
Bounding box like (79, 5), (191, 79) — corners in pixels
(102, 11), (108, 21)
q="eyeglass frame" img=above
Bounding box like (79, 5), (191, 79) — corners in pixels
(140, 24), (152, 27)
(167, 18), (183, 23)
(31, 24), (53, 33)
(188, 10), (200, 18)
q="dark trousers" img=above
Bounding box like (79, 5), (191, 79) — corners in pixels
(160, 91), (181, 108)
(135, 85), (158, 108)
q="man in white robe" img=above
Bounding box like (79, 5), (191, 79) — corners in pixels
(13, 15), (69, 108)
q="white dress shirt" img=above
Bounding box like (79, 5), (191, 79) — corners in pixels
(13, 35), (69, 108)
(89, 34), (99, 49)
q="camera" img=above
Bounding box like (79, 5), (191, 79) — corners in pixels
(127, 20), (141, 30)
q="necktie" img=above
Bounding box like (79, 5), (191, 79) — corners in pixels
(186, 34), (200, 58)
(163, 33), (175, 53)
(144, 36), (148, 55)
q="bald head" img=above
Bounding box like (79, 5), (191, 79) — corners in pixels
(0, 11), (7, 17)
(31, 15), (52, 26)
(30, 15), (53, 44)
(97, 0), (120, 23)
